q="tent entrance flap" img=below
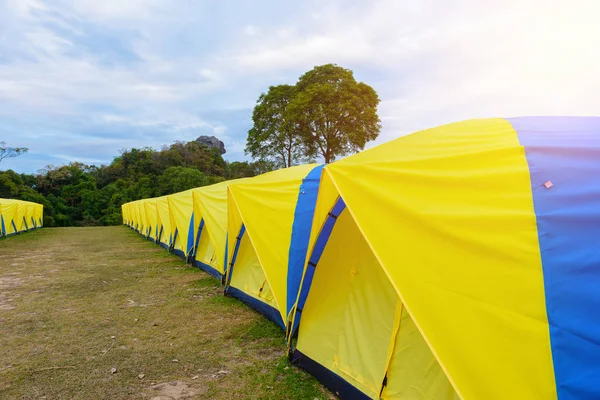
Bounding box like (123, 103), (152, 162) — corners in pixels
(226, 226), (284, 329)
(193, 219), (221, 278)
(294, 206), (457, 399)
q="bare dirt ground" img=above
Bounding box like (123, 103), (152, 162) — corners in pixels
(0, 227), (330, 400)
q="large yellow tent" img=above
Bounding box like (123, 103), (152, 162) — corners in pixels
(190, 178), (249, 279)
(288, 117), (600, 399)
(167, 190), (195, 259)
(224, 164), (323, 330)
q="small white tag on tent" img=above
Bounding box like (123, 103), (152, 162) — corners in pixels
(544, 181), (553, 189)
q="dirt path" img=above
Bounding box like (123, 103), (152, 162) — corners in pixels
(0, 227), (329, 400)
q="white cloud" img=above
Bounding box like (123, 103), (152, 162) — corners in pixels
(244, 25), (259, 36)
(1, 0), (600, 173)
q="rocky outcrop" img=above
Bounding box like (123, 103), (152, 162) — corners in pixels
(195, 136), (226, 154)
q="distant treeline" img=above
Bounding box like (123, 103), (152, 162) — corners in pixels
(0, 141), (273, 227)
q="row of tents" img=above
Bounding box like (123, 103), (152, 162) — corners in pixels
(122, 117), (600, 400)
(0, 199), (43, 238)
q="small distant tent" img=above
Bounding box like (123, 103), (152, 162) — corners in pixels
(224, 164), (323, 330)
(130, 200), (141, 232)
(155, 196), (172, 249)
(137, 200), (149, 237)
(142, 200), (153, 238)
(0, 199), (43, 237)
(15, 201), (27, 232)
(24, 202), (36, 230)
(190, 178), (249, 279)
(0, 199), (20, 237)
(33, 203), (43, 228)
(144, 199), (160, 243)
(288, 118), (600, 399)
(132, 200), (142, 233)
(122, 197), (173, 248)
(121, 203), (130, 227)
(126, 202), (135, 229)
(25, 202), (43, 229)
(167, 190), (195, 259)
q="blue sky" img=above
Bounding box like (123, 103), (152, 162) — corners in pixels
(1, 0), (599, 173)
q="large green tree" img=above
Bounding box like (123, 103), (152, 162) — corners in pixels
(246, 85), (311, 168)
(288, 64), (381, 163)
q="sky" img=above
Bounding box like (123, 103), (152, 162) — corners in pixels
(1, 0), (599, 173)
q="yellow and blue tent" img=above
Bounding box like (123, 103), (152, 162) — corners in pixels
(129, 200), (141, 232)
(0, 199), (20, 237)
(144, 198), (160, 243)
(126, 202), (134, 228)
(0, 199), (43, 237)
(155, 196), (172, 249)
(224, 164), (323, 330)
(24, 202), (36, 230)
(14, 201), (27, 232)
(190, 178), (249, 279)
(127, 202), (133, 228)
(288, 117), (600, 399)
(167, 189), (195, 259)
(138, 200), (150, 237)
(129, 201), (139, 231)
(121, 202), (130, 227)
(34, 203), (43, 228)
(141, 200), (152, 238)
(126, 201), (143, 232)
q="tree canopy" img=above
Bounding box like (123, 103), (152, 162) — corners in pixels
(0, 140), (271, 227)
(245, 64), (381, 165)
(246, 84), (312, 168)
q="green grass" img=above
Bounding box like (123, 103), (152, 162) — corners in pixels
(0, 227), (332, 399)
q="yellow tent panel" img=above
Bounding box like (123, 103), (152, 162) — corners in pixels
(155, 196), (172, 249)
(0, 199), (44, 237)
(190, 178), (249, 278)
(225, 164), (323, 330)
(144, 199), (159, 242)
(167, 189), (195, 259)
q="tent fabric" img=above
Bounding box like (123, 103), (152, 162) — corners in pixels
(140, 200), (152, 238)
(144, 199), (160, 243)
(34, 203), (43, 227)
(289, 117), (600, 399)
(0, 199), (43, 237)
(131, 200), (144, 233)
(167, 189), (195, 259)
(225, 164), (323, 330)
(155, 196), (172, 249)
(191, 178), (249, 278)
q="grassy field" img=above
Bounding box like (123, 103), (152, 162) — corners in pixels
(0, 227), (331, 400)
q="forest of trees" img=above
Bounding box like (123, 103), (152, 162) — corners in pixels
(1, 63), (380, 227)
(0, 141), (273, 227)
